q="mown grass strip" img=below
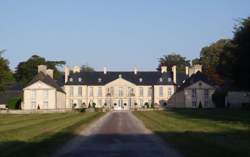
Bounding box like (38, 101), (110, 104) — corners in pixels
(0, 112), (104, 157)
(134, 110), (250, 157)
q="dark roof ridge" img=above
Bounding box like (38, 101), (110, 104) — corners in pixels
(25, 72), (65, 93)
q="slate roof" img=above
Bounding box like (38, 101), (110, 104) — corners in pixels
(65, 71), (188, 86)
(177, 71), (215, 91)
(25, 72), (65, 93)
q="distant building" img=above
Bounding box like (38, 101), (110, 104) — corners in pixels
(226, 91), (250, 108)
(168, 71), (215, 108)
(23, 65), (66, 110)
(22, 64), (215, 110)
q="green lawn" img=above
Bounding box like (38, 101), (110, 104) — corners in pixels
(0, 112), (104, 157)
(134, 109), (250, 157)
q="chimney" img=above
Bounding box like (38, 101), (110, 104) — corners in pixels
(38, 65), (47, 74)
(73, 65), (80, 73)
(185, 66), (189, 76)
(103, 67), (107, 74)
(64, 66), (70, 83)
(46, 69), (54, 79)
(194, 64), (202, 73)
(172, 65), (177, 84)
(161, 66), (167, 73)
(189, 64), (202, 76)
(134, 67), (138, 75)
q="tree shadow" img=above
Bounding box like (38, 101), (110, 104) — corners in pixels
(165, 108), (250, 124)
(1, 131), (250, 157)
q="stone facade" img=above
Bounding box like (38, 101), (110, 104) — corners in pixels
(23, 64), (215, 110)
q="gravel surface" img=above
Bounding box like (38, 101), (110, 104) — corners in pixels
(52, 111), (182, 157)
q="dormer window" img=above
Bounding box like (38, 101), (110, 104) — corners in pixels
(98, 78), (102, 83)
(159, 77), (163, 82)
(69, 78), (73, 82)
(139, 78), (143, 82)
(78, 77), (82, 82)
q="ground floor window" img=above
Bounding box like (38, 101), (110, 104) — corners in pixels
(139, 99), (143, 107)
(78, 99), (82, 107)
(98, 99), (102, 106)
(43, 101), (48, 109)
(69, 99), (73, 108)
(31, 101), (36, 109)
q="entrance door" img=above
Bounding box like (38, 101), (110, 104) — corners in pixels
(114, 99), (123, 110)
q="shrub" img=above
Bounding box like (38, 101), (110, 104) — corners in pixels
(92, 103), (96, 108)
(7, 96), (22, 109)
(151, 103), (155, 108)
(72, 104), (77, 109)
(144, 102), (149, 108)
(198, 102), (203, 108)
(212, 90), (227, 108)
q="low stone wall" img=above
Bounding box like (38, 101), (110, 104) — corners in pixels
(0, 109), (73, 114)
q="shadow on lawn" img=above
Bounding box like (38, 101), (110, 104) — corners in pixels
(1, 131), (250, 157)
(166, 108), (250, 124)
(0, 131), (76, 157)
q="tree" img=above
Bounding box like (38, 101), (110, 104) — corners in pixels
(218, 17), (250, 90)
(158, 53), (190, 72)
(14, 55), (65, 86)
(0, 50), (14, 91)
(199, 39), (231, 85)
(81, 65), (95, 72)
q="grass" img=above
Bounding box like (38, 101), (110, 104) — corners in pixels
(134, 109), (250, 157)
(0, 112), (104, 157)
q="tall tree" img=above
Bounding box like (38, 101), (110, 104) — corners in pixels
(14, 55), (65, 86)
(0, 50), (14, 91)
(218, 17), (250, 90)
(158, 53), (190, 72)
(81, 65), (95, 72)
(199, 39), (231, 85)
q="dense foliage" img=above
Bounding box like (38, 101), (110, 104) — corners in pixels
(14, 55), (65, 86)
(218, 17), (250, 90)
(0, 50), (14, 91)
(81, 65), (95, 72)
(158, 53), (190, 72)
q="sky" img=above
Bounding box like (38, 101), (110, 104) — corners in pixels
(0, 0), (250, 71)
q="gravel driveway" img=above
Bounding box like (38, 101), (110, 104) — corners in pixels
(53, 111), (182, 157)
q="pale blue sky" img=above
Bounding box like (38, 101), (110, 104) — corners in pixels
(0, 0), (250, 71)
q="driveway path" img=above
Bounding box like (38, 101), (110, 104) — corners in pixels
(53, 111), (182, 157)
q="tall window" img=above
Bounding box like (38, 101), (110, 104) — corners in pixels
(192, 89), (197, 106)
(98, 87), (102, 97)
(119, 87), (123, 97)
(98, 99), (102, 106)
(69, 99), (73, 108)
(77, 99), (82, 107)
(140, 87), (143, 97)
(89, 87), (93, 97)
(43, 90), (49, 109)
(204, 89), (209, 106)
(168, 88), (172, 96)
(110, 87), (114, 96)
(78, 87), (82, 96)
(69, 87), (74, 96)
(127, 87), (130, 96)
(31, 90), (36, 109)
(140, 99), (143, 107)
(148, 87), (152, 97)
(159, 86), (163, 97)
